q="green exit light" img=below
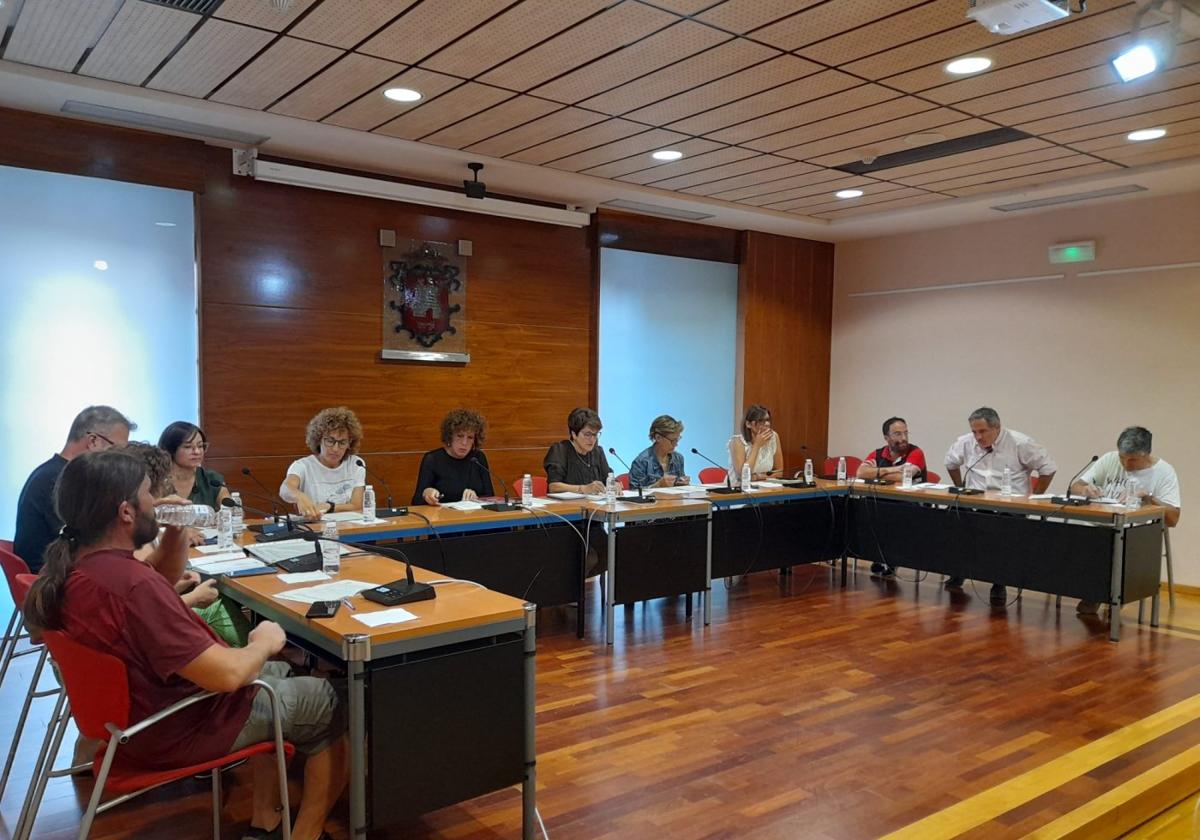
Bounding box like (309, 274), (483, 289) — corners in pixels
(1048, 241), (1095, 264)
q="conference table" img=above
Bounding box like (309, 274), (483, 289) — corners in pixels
(216, 551), (538, 839)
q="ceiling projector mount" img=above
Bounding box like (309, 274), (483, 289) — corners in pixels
(967, 0), (1084, 35)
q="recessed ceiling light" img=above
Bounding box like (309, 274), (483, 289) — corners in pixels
(651, 150), (683, 161)
(1112, 44), (1157, 83)
(93, 260), (108, 271)
(154, 221), (177, 227)
(835, 189), (864, 199)
(1127, 127), (1166, 142)
(946, 56), (992, 75)
(384, 88), (422, 103)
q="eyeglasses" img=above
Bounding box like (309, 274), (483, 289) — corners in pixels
(657, 434), (681, 444)
(322, 437), (350, 448)
(578, 429), (600, 441)
(181, 442), (210, 452)
(88, 431), (115, 447)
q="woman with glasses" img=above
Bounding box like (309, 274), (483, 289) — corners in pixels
(280, 406), (366, 520)
(158, 421), (229, 509)
(729, 404), (783, 482)
(544, 407), (612, 495)
(412, 409), (494, 506)
(629, 415), (690, 489)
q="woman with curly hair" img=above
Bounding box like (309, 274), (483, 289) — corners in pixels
(280, 406), (366, 519)
(412, 409), (494, 506)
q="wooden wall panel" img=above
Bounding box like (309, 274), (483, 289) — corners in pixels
(594, 208), (739, 263)
(739, 231), (834, 471)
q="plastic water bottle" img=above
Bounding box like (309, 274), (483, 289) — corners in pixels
(1125, 478), (1141, 511)
(837, 457), (847, 485)
(521, 474), (533, 506)
(1001, 466), (1013, 496)
(604, 472), (617, 506)
(229, 492), (245, 532)
(216, 507), (234, 549)
(321, 521), (340, 575)
(741, 462), (752, 491)
(155, 504), (217, 527)
(804, 458), (814, 484)
(901, 464), (914, 489)
(363, 485), (376, 521)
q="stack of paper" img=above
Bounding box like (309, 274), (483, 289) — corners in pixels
(274, 580), (376, 604)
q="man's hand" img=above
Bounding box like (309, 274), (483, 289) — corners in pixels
(248, 621), (286, 655)
(183, 579), (219, 609)
(185, 527), (205, 547)
(660, 475), (677, 487)
(462, 488), (479, 501)
(174, 570), (201, 594)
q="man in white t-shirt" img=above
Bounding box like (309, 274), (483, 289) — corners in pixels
(1070, 426), (1180, 615)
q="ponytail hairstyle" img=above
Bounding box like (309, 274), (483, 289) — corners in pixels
(24, 450), (146, 633)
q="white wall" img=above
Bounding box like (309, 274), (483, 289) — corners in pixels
(829, 191), (1200, 582)
(0, 165), (198, 539)
(598, 248), (738, 476)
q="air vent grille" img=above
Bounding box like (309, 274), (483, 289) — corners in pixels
(991, 184), (1146, 212)
(834, 128), (1033, 175)
(143, 0), (224, 14)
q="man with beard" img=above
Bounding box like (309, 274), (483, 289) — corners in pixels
(856, 416), (928, 579)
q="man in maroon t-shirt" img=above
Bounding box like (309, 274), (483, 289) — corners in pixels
(857, 417), (927, 580)
(24, 450), (346, 840)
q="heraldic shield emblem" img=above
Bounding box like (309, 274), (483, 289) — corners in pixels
(381, 240), (469, 362)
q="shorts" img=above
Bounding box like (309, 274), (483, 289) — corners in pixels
(229, 661), (346, 756)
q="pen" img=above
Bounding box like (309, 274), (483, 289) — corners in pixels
(341, 597), (356, 612)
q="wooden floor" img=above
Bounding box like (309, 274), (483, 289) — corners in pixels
(6, 563), (1200, 839)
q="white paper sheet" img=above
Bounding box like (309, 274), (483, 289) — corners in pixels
(547, 492), (584, 500)
(195, 557), (266, 574)
(353, 607), (417, 627)
(274, 580), (376, 604)
(320, 511), (366, 522)
(194, 543), (243, 555)
(277, 571), (331, 584)
(190, 550), (249, 566)
(246, 539), (350, 565)
(442, 500), (484, 511)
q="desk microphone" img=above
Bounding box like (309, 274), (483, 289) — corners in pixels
(221, 497), (307, 541)
(240, 467), (290, 521)
(295, 532), (435, 604)
(354, 457), (406, 517)
(948, 447), (990, 495)
(606, 448), (656, 504)
(691, 447), (739, 495)
(1052, 455), (1099, 506)
(470, 456), (520, 512)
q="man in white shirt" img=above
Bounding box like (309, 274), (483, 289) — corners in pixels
(1071, 426), (1181, 615)
(943, 407), (1058, 604)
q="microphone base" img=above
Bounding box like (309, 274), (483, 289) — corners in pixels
(375, 506), (409, 518)
(625, 495), (657, 504)
(363, 579), (437, 606)
(1051, 496), (1090, 506)
(481, 502), (522, 512)
(254, 528), (311, 543)
(707, 487), (742, 495)
(859, 478), (888, 485)
(948, 487), (984, 495)
(247, 522), (290, 537)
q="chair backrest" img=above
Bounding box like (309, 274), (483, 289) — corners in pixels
(925, 470), (941, 484)
(823, 456), (863, 476)
(12, 573), (36, 608)
(510, 475), (548, 498)
(616, 473), (630, 491)
(698, 467), (727, 484)
(0, 539), (12, 554)
(0, 547), (31, 610)
(42, 630), (130, 739)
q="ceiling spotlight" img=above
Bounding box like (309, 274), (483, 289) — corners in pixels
(1112, 44), (1158, 82)
(384, 87), (422, 103)
(835, 189), (864, 199)
(269, 0), (294, 10)
(651, 150), (683, 161)
(93, 260), (108, 271)
(946, 56), (992, 74)
(1127, 127), (1167, 141)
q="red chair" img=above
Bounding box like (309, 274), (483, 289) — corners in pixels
(824, 456), (863, 478)
(509, 475), (548, 498)
(0, 539), (12, 554)
(29, 631), (295, 840)
(698, 467), (727, 484)
(616, 473), (630, 491)
(0, 546), (37, 689)
(926, 470), (941, 484)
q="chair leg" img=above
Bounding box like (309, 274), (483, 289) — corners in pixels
(0, 647), (47, 796)
(1055, 595), (1062, 609)
(685, 593), (693, 619)
(211, 768), (222, 839)
(1165, 529), (1175, 610)
(1138, 600), (1145, 624)
(79, 740), (120, 840)
(15, 694), (69, 840)
(0, 609), (21, 689)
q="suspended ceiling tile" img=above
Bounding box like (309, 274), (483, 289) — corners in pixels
(955, 64), (1121, 117)
(215, 0), (319, 30)
(359, 0), (514, 65)
(531, 20), (730, 104)
(876, 137), (1051, 180)
(704, 81), (896, 145)
(805, 117), (999, 168)
(1070, 123), (1200, 154)
(624, 54), (819, 127)
(749, 174), (881, 208)
(711, 167), (850, 203)
(421, 0), (612, 78)
(891, 144), (1069, 186)
(80, 0), (197, 85)
(917, 152), (1107, 192)
(947, 161), (1120, 195)
(545, 128), (703, 171)
(799, 1), (972, 67)
(680, 159), (819, 195)
(420, 95), (561, 149)
(323, 67), (463, 131)
(288, 0), (420, 49)
(1101, 134), (1200, 167)
(468, 107), (608, 157)
(696, 0), (825, 34)
(755, 0), (928, 53)
(578, 37), (779, 117)
(580, 136), (730, 179)
(792, 185), (932, 215)
(813, 192), (947, 220)
(479, 2), (677, 92)
(374, 81), (514, 140)
(640, 0), (724, 14)
(0, 1), (17, 32)
(148, 18), (274, 98)
(271, 53), (404, 120)
(211, 37), (342, 110)
(666, 68), (860, 137)
(507, 118), (649, 164)
(4, 0), (122, 72)
(1016, 83), (1200, 135)
(1047, 102), (1200, 144)
(634, 151), (792, 190)
(615, 145), (760, 185)
(744, 96), (936, 155)
(842, 22), (993, 83)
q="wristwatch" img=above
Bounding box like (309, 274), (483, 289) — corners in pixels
(326, 501), (336, 514)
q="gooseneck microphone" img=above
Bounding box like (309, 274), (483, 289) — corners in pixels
(1052, 454), (1099, 506)
(240, 467), (286, 522)
(949, 446), (991, 495)
(470, 456), (520, 512)
(295, 532), (435, 604)
(354, 457), (406, 517)
(222, 497), (309, 542)
(607, 448), (656, 504)
(691, 447), (740, 495)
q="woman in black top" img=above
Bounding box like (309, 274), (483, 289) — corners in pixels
(158, 421), (229, 509)
(412, 409), (495, 506)
(544, 407), (611, 494)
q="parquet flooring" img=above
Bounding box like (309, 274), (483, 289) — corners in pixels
(5, 564), (1200, 839)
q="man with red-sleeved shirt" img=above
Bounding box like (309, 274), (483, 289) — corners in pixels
(856, 417), (927, 579)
